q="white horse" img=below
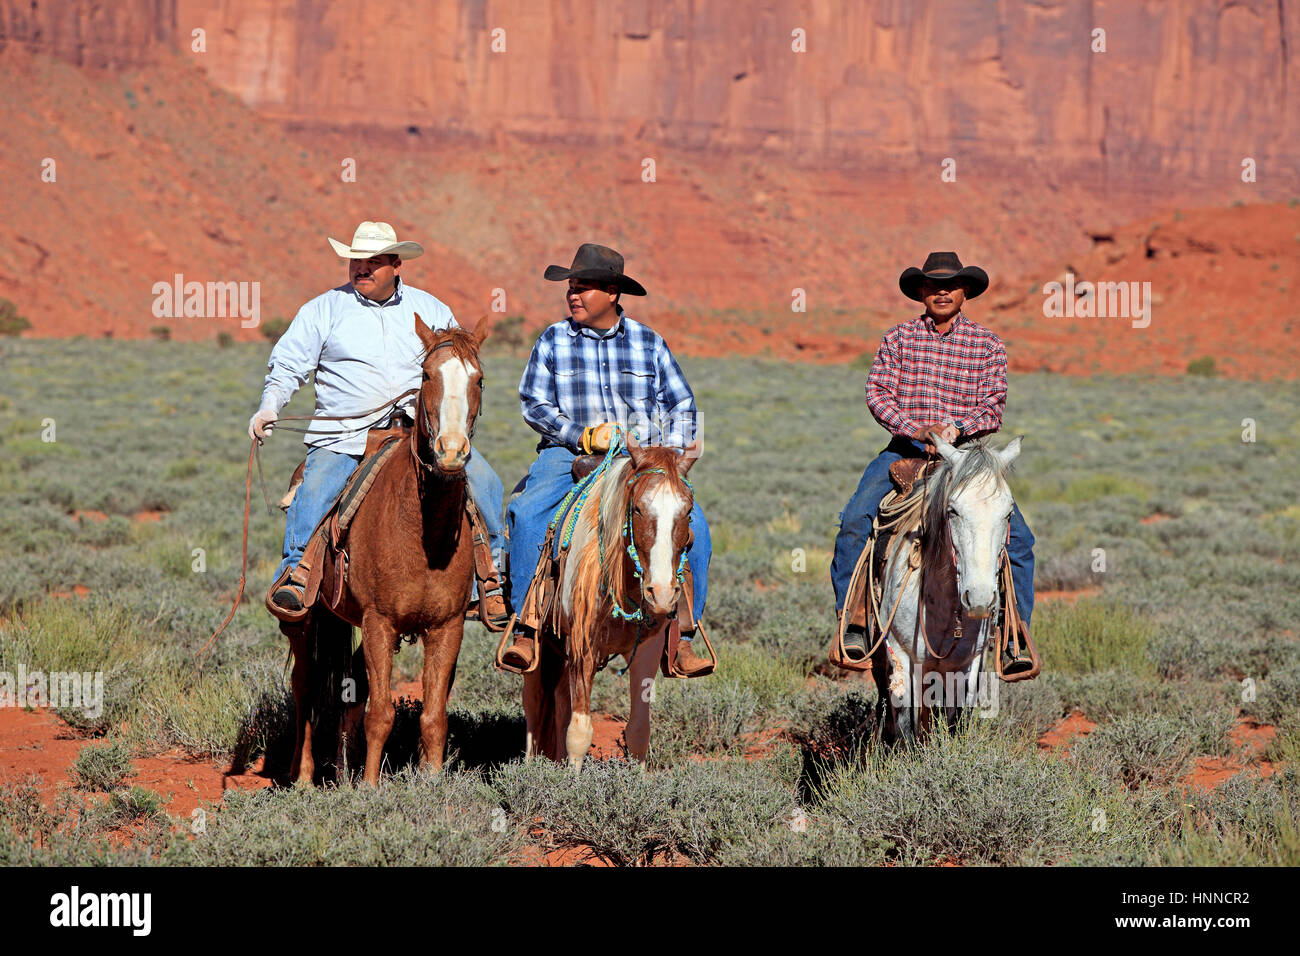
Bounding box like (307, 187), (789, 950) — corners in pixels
(876, 435), (1022, 744)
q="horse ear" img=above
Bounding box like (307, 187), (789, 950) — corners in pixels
(998, 435), (1023, 467)
(625, 429), (645, 465)
(414, 313), (438, 352)
(677, 438), (702, 476)
(470, 314), (492, 347)
(932, 434), (961, 464)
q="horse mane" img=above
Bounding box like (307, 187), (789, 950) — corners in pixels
(919, 440), (1013, 581)
(422, 326), (482, 367)
(567, 448), (692, 673)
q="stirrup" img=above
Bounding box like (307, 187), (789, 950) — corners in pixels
(266, 567), (311, 623)
(841, 625), (869, 662)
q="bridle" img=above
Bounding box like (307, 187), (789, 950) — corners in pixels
(609, 467), (694, 623)
(408, 338), (483, 478)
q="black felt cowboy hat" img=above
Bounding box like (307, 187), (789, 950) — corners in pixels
(899, 251), (989, 301)
(544, 243), (647, 296)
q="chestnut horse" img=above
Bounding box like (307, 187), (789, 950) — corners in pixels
(524, 436), (698, 772)
(288, 317), (488, 785)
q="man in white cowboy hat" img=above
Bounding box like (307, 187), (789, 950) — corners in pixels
(249, 220), (508, 624)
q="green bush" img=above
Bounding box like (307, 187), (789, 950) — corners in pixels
(70, 741), (136, 791)
(0, 299), (31, 336)
(1186, 356), (1217, 377)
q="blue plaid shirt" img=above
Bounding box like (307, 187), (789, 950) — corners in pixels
(519, 314), (698, 452)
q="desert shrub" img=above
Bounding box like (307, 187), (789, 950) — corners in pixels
(70, 741), (136, 791)
(0, 298), (31, 336)
(259, 317), (291, 342)
(167, 767), (520, 866)
(1241, 661), (1300, 727)
(491, 757), (793, 866)
(1032, 598), (1157, 676)
(797, 720), (1140, 865)
(1076, 710), (1234, 789)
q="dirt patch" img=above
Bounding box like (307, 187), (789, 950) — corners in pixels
(1037, 710), (1097, 754)
(0, 702), (272, 818)
(1140, 513), (1173, 525)
(1182, 719), (1279, 792)
(49, 584), (91, 599)
(69, 509), (108, 523)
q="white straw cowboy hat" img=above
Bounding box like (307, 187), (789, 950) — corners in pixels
(327, 221), (424, 260)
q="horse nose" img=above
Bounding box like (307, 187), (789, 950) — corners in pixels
(644, 582), (680, 613)
(962, 589), (992, 619)
(434, 435), (468, 468)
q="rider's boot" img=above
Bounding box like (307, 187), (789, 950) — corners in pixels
(501, 623), (536, 671)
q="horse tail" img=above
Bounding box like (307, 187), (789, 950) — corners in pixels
(305, 607), (366, 782)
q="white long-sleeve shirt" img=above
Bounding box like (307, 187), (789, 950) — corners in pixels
(259, 278), (458, 456)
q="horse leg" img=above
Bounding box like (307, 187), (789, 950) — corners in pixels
(887, 639), (917, 746)
(360, 611), (398, 785)
(523, 666), (542, 759)
(625, 624), (667, 769)
(564, 664), (595, 774)
(287, 624), (314, 785)
(340, 640), (369, 779)
(418, 618), (466, 773)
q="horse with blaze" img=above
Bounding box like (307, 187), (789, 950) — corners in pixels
(525, 436), (699, 771)
(288, 317), (489, 785)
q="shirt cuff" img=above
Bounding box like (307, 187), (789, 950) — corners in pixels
(557, 421), (586, 452)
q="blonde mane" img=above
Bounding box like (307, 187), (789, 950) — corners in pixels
(565, 450), (693, 673)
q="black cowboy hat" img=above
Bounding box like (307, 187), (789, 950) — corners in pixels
(544, 243), (647, 296)
(898, 251), (989, 301)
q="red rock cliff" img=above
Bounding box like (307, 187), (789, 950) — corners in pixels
(167, 0), (1297, 183)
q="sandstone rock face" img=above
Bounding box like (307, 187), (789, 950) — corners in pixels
(8, 1), (1295, 183)
(0, 0), (173, 68)
(166, 0), (1297, 182)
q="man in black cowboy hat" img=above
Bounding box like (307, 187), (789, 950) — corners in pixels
(830, 252), (1036, 671)
(500, 243), (713, 675)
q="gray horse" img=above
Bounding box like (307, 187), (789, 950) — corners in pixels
(878, 436), (1022, 743)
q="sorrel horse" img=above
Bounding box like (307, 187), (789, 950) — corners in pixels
(287, 317), (489, 785)
(524, 436), (699, 772)
(875, 436), (1022, 744)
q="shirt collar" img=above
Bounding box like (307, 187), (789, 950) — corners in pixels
(920, 310), (966, 335)
(353, 274), (404, 307)
(563, 312), (626, 340)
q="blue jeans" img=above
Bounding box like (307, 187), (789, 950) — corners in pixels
(507, 445), (711, 619)
(274, 444), (505, 581)
(830, 437), (1035, 625)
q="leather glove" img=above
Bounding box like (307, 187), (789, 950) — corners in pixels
(581, 422), (616, 454)
(249, 407), (278, 442)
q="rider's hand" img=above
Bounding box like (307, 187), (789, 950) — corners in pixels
(249, 408), (278, 442)
(912, 422), (959, 454)
(582, 422), (615, 454)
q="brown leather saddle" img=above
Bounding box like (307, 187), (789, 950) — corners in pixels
(267, 422), (506, 631)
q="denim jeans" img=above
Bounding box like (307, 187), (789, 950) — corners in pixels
(830, 436), (1036, 625)
(506, 445), (711, 618)
(274, 443), (506, 582)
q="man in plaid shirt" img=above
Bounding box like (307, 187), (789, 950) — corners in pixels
(831, 252), (1035, 666)
(501, 244), (713, 674)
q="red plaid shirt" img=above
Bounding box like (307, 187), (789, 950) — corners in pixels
(865, 312), (1007, 439)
